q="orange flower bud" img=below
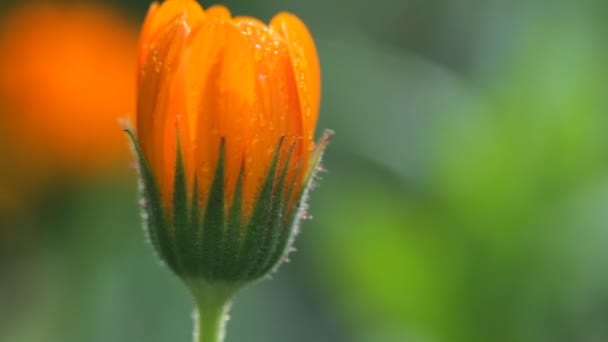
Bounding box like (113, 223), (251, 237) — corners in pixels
(129, 1), (331, 340)
(130, 0), (332, 283)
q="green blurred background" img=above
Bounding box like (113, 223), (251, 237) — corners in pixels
(1, 0), (607, 341)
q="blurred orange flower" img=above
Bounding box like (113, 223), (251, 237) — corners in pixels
(0, 2), (138, 175)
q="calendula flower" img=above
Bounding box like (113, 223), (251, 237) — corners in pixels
(128, 1), (331, 341)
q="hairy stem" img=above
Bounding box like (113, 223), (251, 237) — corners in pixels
(188, 281), (238, 342)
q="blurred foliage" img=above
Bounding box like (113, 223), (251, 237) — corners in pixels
(1, 0), (607, 341)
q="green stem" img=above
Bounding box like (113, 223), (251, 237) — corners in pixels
(194, 301), (228, 342)
(188, 281), (238, 342)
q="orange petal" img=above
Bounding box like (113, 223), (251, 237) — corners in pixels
(137, 17), (190, 206)
(155, 0), (205, 29)
(138, 2), (160, 72)
(138, 0), (204, 68)
(270, 13), (320, 154)
(206, 5), (231, 20)
(233, 17), (303, 211)
(185, 19), (257, 209)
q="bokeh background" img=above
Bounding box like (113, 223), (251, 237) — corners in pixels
(1, 0), (607, 341)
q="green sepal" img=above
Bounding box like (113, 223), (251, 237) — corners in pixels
(126, 126), (332, 286)
(248, 141), (296, 278)
(172, 135), (191, 275)
(124, 129), (176, 271)
(288, 129), (334, 220)
(306, 131), (334, 180)
(259, 130), (334, 276)
(235, 136), (285, 279)
(190, 175), (202, 275)
(222, 162), (245, 280)
(201, 139), (226, 279)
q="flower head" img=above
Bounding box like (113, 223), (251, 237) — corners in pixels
(131, 0), (330, 284)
